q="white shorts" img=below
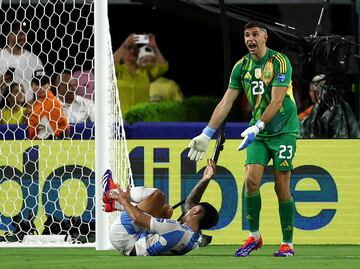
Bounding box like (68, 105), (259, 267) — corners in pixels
(109, 212), (159, 256)
(109, 216), (138, 256)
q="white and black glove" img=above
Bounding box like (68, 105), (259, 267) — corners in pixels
(188, 126), (215, 161)
(238, 120), (265, 151)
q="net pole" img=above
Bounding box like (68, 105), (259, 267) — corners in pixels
(94, 0), (111, 250)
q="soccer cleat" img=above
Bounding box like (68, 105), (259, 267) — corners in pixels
(101, 169), (123, 212)
(102, 169), (117, 203)
(102, 199), (118, 212)
(235, 236), (263, 257)
(273, 243), (295, 257)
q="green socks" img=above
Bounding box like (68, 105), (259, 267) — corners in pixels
(245, 191), (261, 232)
(279, 198), (295, 243)
(245, 191), (295, 243)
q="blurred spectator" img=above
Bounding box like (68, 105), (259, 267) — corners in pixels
(28, 70), (69, 139)
(113, 33), (168, 115)
(300, 74), (360, 138)
(0, 82), (27, 124)
(137, 45), (184, 102)
(55, 71), (95, 123)
(298, 74), (324, 121)
(73, 69), (95, 101)
(0, 68), (16, 108)
(0, 20), (43, 104)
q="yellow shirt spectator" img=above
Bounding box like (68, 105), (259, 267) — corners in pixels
(150, 77), (184, 102)
(113, 33), (169, 116)
(0, 82), (27, 124)
(1, 106), (26, 124)
(116, 62), (168, 115)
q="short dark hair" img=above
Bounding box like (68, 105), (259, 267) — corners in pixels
(244, 20), (267, 33)
(198, 202), (219, 230)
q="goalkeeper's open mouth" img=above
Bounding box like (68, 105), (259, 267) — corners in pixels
(247, 42), (258, 53)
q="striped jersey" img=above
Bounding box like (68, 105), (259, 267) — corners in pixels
(229, 48), (299, 137)
(120, 212), (200, 256)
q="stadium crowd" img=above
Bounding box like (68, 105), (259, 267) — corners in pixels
(0, 19), (358, 140)
(0, 24), (187, 139)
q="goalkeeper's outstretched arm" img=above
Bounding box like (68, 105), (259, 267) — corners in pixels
(188, 89), (239, 161)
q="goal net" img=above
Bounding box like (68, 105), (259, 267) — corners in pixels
(0, 0), (131, 248)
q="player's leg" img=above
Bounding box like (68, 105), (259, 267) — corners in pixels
(235, 140), (270, 257)
(270, 135), (297, 257)
(244, 164), (264, 236)
(102, 170), (172, 218)
(273, 170), (295, 256)
(136, 189), (173, 218)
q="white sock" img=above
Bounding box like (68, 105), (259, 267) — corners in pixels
(129, 186), (157, 203)
(249, 231), (261, 240)
(282, 242), (294, 248)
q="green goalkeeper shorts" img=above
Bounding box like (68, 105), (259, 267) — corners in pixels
(245, 134), (297, 171)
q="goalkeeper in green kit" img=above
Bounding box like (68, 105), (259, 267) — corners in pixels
(188, 21), (299, 257)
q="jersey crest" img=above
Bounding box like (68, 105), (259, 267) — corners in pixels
(254, 68), (261, 79)
(261, 58), (274, 86)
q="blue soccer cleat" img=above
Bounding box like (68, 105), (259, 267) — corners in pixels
(235, 236), (263, 257)
(273, 243), (295, 257)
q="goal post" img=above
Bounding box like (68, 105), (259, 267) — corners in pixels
(94, 0), (111, 250)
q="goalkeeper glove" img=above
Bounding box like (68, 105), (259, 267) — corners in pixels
(238, 120), (265, 151)
(188, 126), (215, 161)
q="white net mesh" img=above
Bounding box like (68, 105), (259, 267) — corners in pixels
(0, 0), (131, 247)
(107, 26), (134, 190)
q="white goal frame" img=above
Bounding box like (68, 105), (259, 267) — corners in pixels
(94, 0), (112, 250)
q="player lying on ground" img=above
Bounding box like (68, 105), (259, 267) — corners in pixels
(102, 159), (219, 256)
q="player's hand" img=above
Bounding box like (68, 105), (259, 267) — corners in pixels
(238, 120), (265, 151)
(148, 33), (157, 48)
(122, 33), (137, 49)
(203, 158), (216, 180)
(110, 185), (130, 204)
(188, 133), (211, 161)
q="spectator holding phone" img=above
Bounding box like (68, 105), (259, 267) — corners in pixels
(113, 33), (168, 115)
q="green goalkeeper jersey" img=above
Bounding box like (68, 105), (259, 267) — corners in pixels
(229, 48), (299, 138)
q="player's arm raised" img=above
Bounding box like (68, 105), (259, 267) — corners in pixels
(184, 159), (216, 212)
(188, 89), (239, 161)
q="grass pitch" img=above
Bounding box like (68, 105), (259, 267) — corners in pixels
(1, 245), (360, 269)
